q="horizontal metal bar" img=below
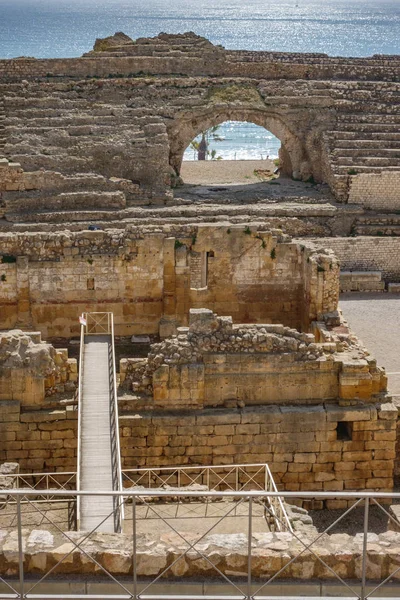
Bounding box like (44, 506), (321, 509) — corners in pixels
(2, 489), (399, 498)
(25, 596), (132, 600)
(137, 596), (246, 600)
(123, 463), (268, 472)
(138, 597), (358, 600)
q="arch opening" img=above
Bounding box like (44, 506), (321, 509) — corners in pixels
(168, 109), (312, 188)
(182, 121), (282, 186)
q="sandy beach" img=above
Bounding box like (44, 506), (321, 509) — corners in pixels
(180, 159), (277, 185)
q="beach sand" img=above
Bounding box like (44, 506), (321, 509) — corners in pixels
(180, 159), (277, 185)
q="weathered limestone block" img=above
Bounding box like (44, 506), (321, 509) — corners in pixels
(122, 304), (386, 410)
(0, 330), (77, 406)
(2, 526), (400, 582)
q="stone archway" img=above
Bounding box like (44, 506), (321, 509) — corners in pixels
(168, 107), (313, 184)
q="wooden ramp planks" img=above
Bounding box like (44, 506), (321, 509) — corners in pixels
(80, 335), (115, 533)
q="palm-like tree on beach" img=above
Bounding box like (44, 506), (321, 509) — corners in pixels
(190, 125), (224, 160)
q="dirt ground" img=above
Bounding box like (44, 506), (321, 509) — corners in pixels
(181, 159), (277, 185)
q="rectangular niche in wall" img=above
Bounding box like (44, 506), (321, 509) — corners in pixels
(190, 251), (208, 290)
(336, 421), (353, 441)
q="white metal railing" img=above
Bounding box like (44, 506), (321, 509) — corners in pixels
(0, 489), (400, 600)
(0, 464), (289, 533)
(76, 313), (85, 529)
(109, 312), (125, 531)
(83, 311), (113, 335)
(76, 312), (124, 532)
(0, 471), (78, 530)
(122, 463), (291, 533)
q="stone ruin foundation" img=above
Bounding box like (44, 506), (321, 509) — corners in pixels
(0, 30), (399, 593)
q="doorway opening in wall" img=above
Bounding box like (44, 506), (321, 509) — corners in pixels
(181, 121), (282, 187)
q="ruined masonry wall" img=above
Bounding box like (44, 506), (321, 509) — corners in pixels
(3, 526), (400, 581)
(311, 237), (400, 282)
(0, 228), (338, 337)
(0, 53), (398, 82)
(119, 404), (396, 496)
(0, 331), (77, 407)
(0, 402), (396, 495)
(348, 173), (400, 211)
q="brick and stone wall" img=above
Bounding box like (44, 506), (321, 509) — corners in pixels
(0, 226), (339, 338)
(311, 237), (400, 282)
(348, 173), (400, 211)
(119, 402), (396, 496)
(0, 32), (398, 205)
(0, 403), (77, 472)
(0, 400), (396, 494)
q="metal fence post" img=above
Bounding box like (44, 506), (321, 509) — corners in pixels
(361, 497), (370, 600)
(17, 496), (24, 600)
(133, 495), (137, 600)
(248, 496), (252, 600)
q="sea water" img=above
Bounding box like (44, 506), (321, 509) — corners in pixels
(0, 0), (399, 159)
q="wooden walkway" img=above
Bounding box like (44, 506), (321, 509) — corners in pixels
(79, 335), (115, 533)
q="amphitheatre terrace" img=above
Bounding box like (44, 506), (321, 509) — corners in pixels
(0, 31), (400, 600)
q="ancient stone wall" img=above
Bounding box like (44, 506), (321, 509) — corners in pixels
(4, 524), (400, 582)
(0, 403), (77, 472)
(0, 331), (77, 407)
(120, 308), (386, 410)
(0, 33), (398, 205)
(348, 172), (400, 211)
(0, 401), (395, 494)
(0, 227), (338, 338)
(311, 237), (400, 282)
(119, 402), (396, 494)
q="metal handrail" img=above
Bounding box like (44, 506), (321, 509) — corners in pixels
(123, 463), (292, 532)
(2, 489), (400, 600)
(264, 463), (292, 533)
(76, 315), (85, 530)
(109, 312), (125, 532)
(83, 311), (112, 335)
(123, 463), (276, 492)
(76, 312), (124, 533)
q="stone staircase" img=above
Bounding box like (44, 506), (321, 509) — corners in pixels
(3, 93), (160, 177)
(323, 81), (400, 196)
(0, 198), (339, 231)
(352, 214), (400, 236)
(4, 190), (127, 221)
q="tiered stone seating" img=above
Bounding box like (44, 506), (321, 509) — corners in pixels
(352, 214), (400, 236)
(324, 82), (400, 196)
(0, 96), (5, 157)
